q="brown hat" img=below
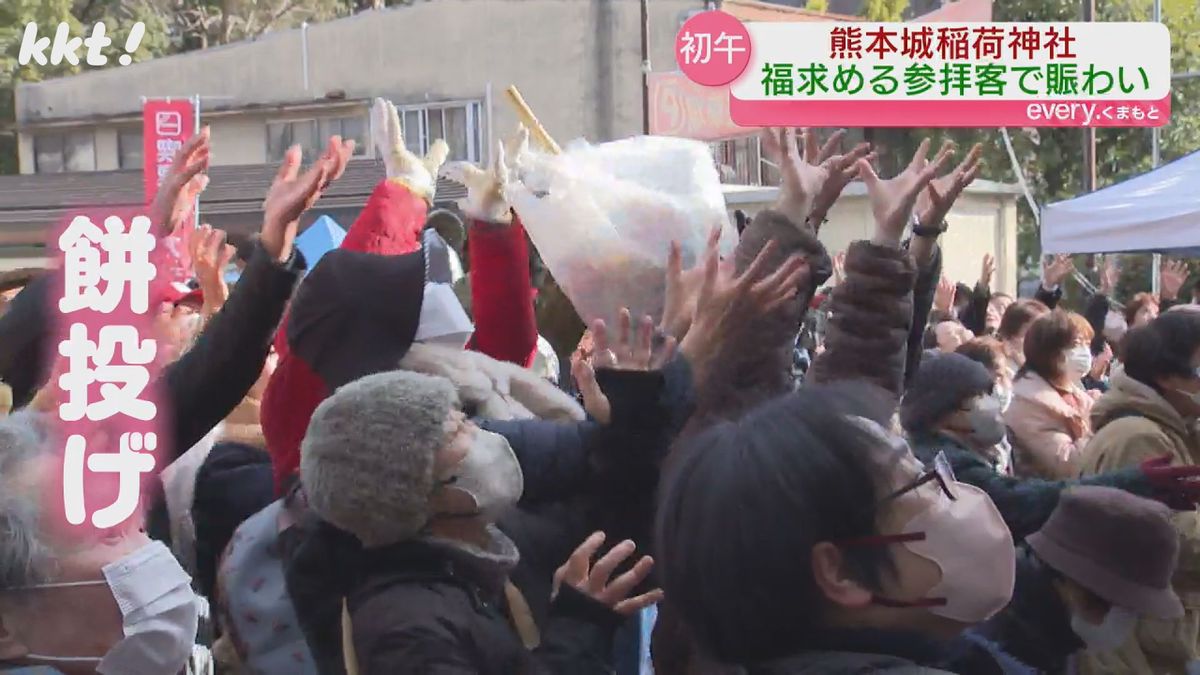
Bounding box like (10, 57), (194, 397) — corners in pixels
(1028, 486), (1182, 619)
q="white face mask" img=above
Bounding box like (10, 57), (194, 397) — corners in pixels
(1071, 606), (1137, 652)
(964, 394), (1007, 448)
(995, 385), (1014, 413)
(1067, 345), (1094, 380)
(18, 540), (198, 675)
(438, 429), (524, 522)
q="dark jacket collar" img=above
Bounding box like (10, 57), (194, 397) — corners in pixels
(751, 626), (1033, 675)
(359, 528), (517, 601)
(909, 431), (993, 471)
(750, 627), (950, 673)
(974, 545), (1082, 673)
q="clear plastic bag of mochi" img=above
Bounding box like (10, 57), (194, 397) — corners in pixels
(508, 135), (737, 330)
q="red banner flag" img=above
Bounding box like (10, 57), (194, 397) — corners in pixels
(142, 99), (197, 289)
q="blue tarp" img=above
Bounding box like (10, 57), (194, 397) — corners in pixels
(295, 215), (347, 268)
(1042, 150), (1200, 256)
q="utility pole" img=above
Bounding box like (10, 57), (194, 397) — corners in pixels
(640, 0), (651, 135)
(1151, 0), (1162, 294)
(1081, 0), (1097, 195)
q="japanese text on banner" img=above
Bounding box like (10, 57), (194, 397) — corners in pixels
(51, 210), (166, 530)
(710, 20), (1173, 128)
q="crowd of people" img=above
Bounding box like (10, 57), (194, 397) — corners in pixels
(1, 99), (1200, 675)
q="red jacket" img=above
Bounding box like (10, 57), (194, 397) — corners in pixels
(261, 180), (537, 494)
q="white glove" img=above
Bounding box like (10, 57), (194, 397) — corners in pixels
(441, 126), (529, 224)
(371, 97), (448, 201)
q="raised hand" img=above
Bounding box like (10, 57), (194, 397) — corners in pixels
(934, 276), (957, 314)
(914, 142), (982, 231)
(761, 127), (826, 227)
(1099, 255), (1120, 295)
(804, 129), (874, 227)
(572, 359), (611, 425)
(1160, 258), (1189, 301)
(1042, 254), (1076, 289)
(553, 532), (663, 616)
(661, 225), (721, 339)
(980, 253), (996, 290)
(858, 139), (953, 247)
(441, 127), (528, 224)
(372, 97), (449, 201)
(832, 251), (847, 286)
(570, 307), (677, 428)
(261, 136), (354, 262)
(187, 224), (235, 315)
(679, 240), (809, 385)
(590, 308), (677, 372)
(148, 127), (210, 236)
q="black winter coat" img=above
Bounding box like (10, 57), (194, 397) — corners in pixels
(0, 243), (301, 458)
(346, 536), (623, 675)
(974, 546), (1083, 674)
(285, 358), (692, 674)
(147, 244), (303, 543)
(743, 628), (1033, 675)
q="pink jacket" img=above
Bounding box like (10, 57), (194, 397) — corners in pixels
(1004, 371), (1094, 480)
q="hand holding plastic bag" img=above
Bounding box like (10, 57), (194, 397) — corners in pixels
(508, 135), (737, 329)
(441, 127), (529, 224)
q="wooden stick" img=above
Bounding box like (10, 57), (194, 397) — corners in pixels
(505, 86), (562, 155)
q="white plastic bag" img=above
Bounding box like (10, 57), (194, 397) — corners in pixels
(509, 135), (736, 329)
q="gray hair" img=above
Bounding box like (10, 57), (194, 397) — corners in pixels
(0, 412), (56, 591)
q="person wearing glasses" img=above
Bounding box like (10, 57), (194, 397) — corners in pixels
(901, 352), (1200, 545)
(655, 381), (1027, 674)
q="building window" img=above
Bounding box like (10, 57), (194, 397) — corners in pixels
(268, 115), (369, 162)
(118, 129), (143, 170)
(712, 136), (762, 185)
(34, 131), (96, 173)
(319, 116), (368, 156)
(267, 119), (320, 162)
(397, 101), (483, 163)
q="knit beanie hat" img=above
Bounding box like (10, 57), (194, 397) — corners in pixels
(301, 370), (459, 548)
(901, 352), (994, 434)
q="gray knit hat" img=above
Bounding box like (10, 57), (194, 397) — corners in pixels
(900, 352), (994, 434)
(300, 369), (459, 547)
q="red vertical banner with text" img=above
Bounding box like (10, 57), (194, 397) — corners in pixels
(142, 99), (196, 293)
(44, 208), (168, 538)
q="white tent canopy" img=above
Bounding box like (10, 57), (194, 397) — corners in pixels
(1041, 150), (1200, 255)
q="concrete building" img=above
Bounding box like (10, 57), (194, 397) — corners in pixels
(0, 0), (1014, 289)
(14, 0), (709, 176)
(3, 0), (749, 269)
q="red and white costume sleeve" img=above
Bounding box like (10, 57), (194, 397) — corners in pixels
(263, 179), (429, 495)
(262, 181), (538, 495)
(464, 214), (538, 369)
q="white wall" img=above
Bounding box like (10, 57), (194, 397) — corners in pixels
(726, 181), (1022, 296)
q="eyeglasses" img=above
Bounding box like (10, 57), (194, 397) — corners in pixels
(876, 451), (958, 506)
(836, 451), (958, 550)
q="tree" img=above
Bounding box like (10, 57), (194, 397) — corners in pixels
(863, 0), (908, 21)
(144, 0), (345, 50)
(0, 0), (350, 174)
(871, 0), (1200, 302)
